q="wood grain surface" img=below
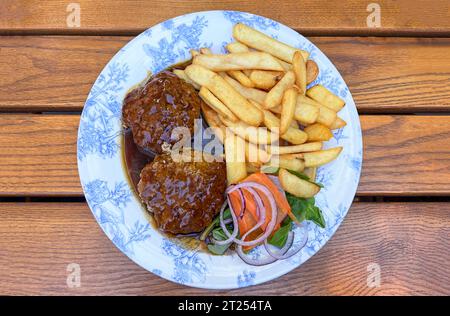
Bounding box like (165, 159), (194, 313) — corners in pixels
(0, 114), (449, 196)
(0, 202), (448, 295)
(1, 36), (449, 112)
(0, 0), (449, 36)
(0, 115), (80, 196)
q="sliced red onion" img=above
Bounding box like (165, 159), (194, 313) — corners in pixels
(236, 245), (278, 266)
(223, 218), (233, 225)
(264, 224), (308, 260)
(227, 182), (278, 247)
(236, 188), (246, 219)
(268, 175), (284, 194)
(214, 196), (239, 245)
(240, 187), (265, 238)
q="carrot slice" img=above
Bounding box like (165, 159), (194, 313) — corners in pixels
(243, 173), (298, 223)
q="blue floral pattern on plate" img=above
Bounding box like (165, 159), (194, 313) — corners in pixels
(77, 10), (363, 289)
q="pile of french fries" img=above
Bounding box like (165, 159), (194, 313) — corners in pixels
(174, 23), (346, 198)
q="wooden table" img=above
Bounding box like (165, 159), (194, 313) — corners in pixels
(1, 0), (449, 295)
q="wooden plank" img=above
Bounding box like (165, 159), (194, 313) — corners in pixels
(1, 114), (450, 196)
(1, 36), (449, 112)
(0, 115), (80, 196)
(360, 115), (450, 196)
(0, 0), (449, 36)
(0, 202), (448, 295)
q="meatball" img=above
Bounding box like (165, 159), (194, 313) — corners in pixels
(122, 71), (202, 154)
(137, 152), (227, 234)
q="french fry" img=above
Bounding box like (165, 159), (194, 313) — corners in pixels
(233, 23), (309, 63)
(306, 60), (319, 84)
(246, 162), (260, 174)
(292, 51), (307, 95)
(280, 87), (297, 134)
(220, 116), (277, 145)
(249, 70), (282, 90)
(245, 141), (271, 165)
(227, 70), (255, 88)
(193, 52), (284, 71)
(185, 65), (263, 126)
(199, 87), (239, 122)
(200, 47), (213, 55)
(264, 71), (295, 109)
(304, 123), (333, 141)
(261, 109), (308, 145)
(266, 142), (323, 155)
(173, 69), (200, 89)
(226, 42), (250, 53)
(294, 97), (319, 124)
(330, 116), (347, 130)
(226, 42), (252, 76)
(277, 58), (292, 71)
(190, 49), (200, 58)
(267, 155), (305, 172)
(297, 95), (337, 127)
(278, 168), (320, 198)
(201, 104), (226, 143)
(303, 167), (317, 181)
(223, 74), (267, 104)
(224, 133), (247, 184)
(307, 85), (345, 112)
(303, 147), (343, 167)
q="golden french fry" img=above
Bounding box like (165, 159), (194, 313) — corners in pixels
(250, 100), (306, 144)
(226, 43), (252, 76)
(249, 70), (283, 90)
(264, 71), (295, 109)
(223, 74), (267, 104)
(190, 49), (200, 58)
(225, 133), (247, 184)
(306, 60), (319, 84)
(277, 58), (292, 71)
(226, 42), (250, 53)
(267, 155), (305, 172)
(297, 95), (337, 127)
(290, 119), (299, 128)
(266, 142), (323, 155)
(193, 52), (284, 71)
(278, 168), (320, 198)
(220, 116), (277, 145)
(173, 69), (201, 89)
(261, 109), (307, 145)
(304, 123), (333, 141)
(245, 141), (271, 165)
(292, 51), (307, 95)
(199, 87), (239, 122)
(233, 23), (309, 63)
(280, 87), (297, 134)
(330, 116), (347, 130)
(303, 167), (317, 181)
(307, 85), (345, 112)
(185, 65), (263, 126)
(303, 147), (343, 167)
(227, 70), (255, 88)
(294, 97), (319, 124)
(246, 162), (260, 174)
(201, 104), (226, 143)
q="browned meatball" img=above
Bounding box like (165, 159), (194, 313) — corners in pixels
(122, 71), (202, 154)
(137, 152), (227, 234)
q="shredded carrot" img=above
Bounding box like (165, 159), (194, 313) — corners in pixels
(243, 173), (298, 224)
(226, 172), (295, 252)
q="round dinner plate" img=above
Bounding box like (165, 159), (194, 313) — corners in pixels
(77, 10), (363, 289)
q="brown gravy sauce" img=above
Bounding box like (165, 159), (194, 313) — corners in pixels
(121, 59), (209, 251)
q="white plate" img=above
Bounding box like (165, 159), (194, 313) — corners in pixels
(77, 10), (363, 289)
